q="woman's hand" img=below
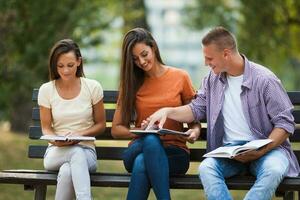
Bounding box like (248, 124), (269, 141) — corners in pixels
(185, 128), (201, 144)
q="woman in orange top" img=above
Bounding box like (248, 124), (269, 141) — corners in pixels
(111, 28), (201, 200)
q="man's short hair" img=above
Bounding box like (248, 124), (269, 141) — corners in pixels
(202, 26), (238, 52)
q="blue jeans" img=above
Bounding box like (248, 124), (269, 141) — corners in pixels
(199, 146), (289, 200)
(123, 134), (189, 200)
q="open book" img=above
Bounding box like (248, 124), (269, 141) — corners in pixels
(203, 139), (272, 158)
(40, 135), (96, 141)
(130, 128), (189, 137)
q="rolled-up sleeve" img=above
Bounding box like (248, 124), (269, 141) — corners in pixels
(189, 76), (208, 121)
(264, 76), (295, 134)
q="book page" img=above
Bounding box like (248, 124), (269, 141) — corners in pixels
(40, 135), (67, 141)
(40, 135), (95, 141)
(241, 139), (272, 149)
(129, 129), (160, 135)
(159, 128), (189, 136)
(66, 136), (96, 141)
(203, 146), (242, 158)
(130, 128), (189, 136)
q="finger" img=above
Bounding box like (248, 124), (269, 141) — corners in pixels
(146, 119), (156, 130)
(158, 117), (166, 129)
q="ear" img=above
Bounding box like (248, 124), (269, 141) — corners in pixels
(77, 57), (82, 67)
(223, 48), (231, 60)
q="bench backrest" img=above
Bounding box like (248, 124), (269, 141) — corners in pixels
(28, 89), (300, 163)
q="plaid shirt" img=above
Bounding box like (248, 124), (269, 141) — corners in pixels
(189, 55), (299, 177)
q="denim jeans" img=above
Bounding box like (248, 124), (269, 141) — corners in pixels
(199, 143), (289, 200)
(123, 134), (189, 200)
(44, 145), (97, 200)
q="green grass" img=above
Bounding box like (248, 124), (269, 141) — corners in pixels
(0, 128), (289, 199)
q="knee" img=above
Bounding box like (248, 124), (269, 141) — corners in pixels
(143, 134), (161, 150)
(199, 158), (216, 174)
(198, 158), (219, 180)
(132, 154), (146, 174)
(261, 165), (287, 183)
(70, 146), (86, 162)
(58, 164), (72, 183)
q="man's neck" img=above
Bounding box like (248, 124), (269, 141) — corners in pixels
(227, 53), (244, 76)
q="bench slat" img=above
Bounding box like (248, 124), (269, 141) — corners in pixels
(1, 170), (299, 190)
(28, 125), (208, 141)
(288, 91), (300, 105)
(28, 145), (300, 164)
(28, 125), (300, 142)
(32, 108), (115, 122)
(32, 89), (300, 105)
(32, 89), (119, 104)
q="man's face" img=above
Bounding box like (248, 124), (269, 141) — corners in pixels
(203, 44), (227, 75)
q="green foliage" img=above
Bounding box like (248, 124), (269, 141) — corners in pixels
(185, 0), (300, 90)
(0, 0), (147, 131)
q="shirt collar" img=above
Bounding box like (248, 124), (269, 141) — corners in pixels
(218, 54), (253, 89)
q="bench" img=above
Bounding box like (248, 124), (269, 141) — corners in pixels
(0, 89), (300, 200)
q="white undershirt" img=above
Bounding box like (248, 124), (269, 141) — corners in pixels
(222, 74), (255, 144)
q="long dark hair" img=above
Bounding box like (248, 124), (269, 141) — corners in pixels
(119, 27), (164, 126)
(48, 39), (85, 80)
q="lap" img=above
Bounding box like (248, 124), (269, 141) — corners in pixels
(44, 145), (96, 171)
(123, 136), (189, 174)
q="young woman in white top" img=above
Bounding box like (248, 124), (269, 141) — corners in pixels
(38, 39), (106, 200)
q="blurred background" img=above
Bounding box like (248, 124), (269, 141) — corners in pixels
(0, 0), (299, 199)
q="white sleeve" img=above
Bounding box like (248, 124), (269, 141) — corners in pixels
(37, 83), (51, 108)
(91, 80), (104, 105)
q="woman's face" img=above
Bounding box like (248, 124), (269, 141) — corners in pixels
(132, 42), (155, 72)
(56, 51), (81, 81)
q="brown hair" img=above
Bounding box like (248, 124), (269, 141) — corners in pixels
(48, 39), (85, 80)
(202, 26), (238, 52)
(119, 27), (164, 126)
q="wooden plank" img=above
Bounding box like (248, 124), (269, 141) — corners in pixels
(288, 91), (300, 105)
(27, 145), (300, 164)
(293, 110), (300, 123)
(32, 89), (118, 104)
(28, 125), (208, 141)
(32, 108), (115, 122)
(28, 146), (126, 160)
(28, 124), (300, 142)
(1, 170), (300, 191)
(33, 89), (300, 105)
(28, 126), (119, 140)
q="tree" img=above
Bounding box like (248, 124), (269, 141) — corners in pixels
(185, 0), (300, 89)
(0, 0), (148, 132)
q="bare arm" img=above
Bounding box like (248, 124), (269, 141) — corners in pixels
(111, 105), (137, 139)
(40, 106), (55, 135)
(234, 128), (289, 163)
(40, 106), (75, 146)
(147, 105), (195, 130)
(76, 99), (106, 136)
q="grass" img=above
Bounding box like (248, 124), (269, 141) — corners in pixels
(0, 126), (289, 200)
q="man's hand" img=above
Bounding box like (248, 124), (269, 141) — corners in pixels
(146, 108), (171, 130)
(233, 149), (264, 163)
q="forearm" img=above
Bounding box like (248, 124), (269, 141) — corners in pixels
(259, 127), (290, 155)
(41, 127), (55, 135)
(111, 124), (137, 139)
(167, 105), (195, 123)
(78, 122), (106, 137)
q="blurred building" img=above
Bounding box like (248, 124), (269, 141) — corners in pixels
(145, 0), (209, 87)
(85, 0), (209, 89)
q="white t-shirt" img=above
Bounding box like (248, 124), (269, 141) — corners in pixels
(38, 77), (103, 148)
(222, 74), (255, 144)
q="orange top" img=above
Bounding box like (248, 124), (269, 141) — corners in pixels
(134, 67), (196, 152)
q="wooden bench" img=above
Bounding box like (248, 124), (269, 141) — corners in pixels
(0, 89), (300, 200)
